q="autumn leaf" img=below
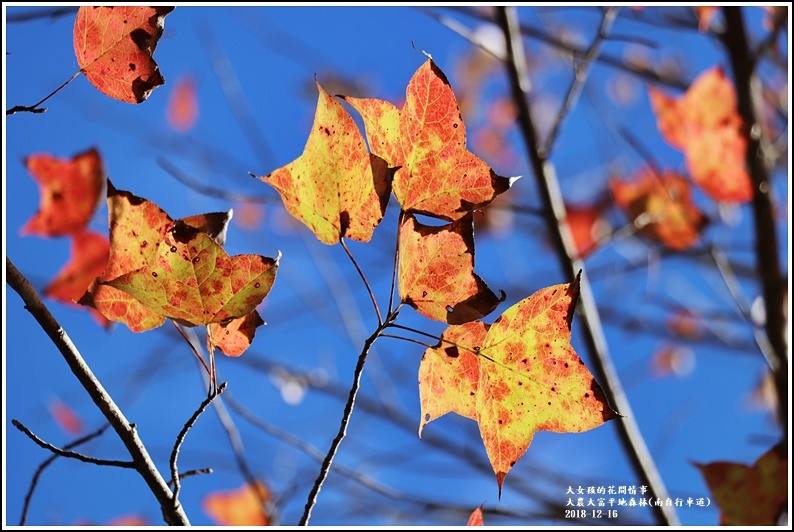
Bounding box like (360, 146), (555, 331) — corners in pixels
(44, 230), (111, 328)
(258, 80), (391, 245)
(648, 67), (753, 203)
(104, 220), (278, 327)
(611, 168), (707, 250)
(566, 201), (611, 258)
(694, 6), (719, 31)
(21, 148), (104, 237)
(203, 481), (271, 526)
(48, 397), (84, 436)
(467, 506), (484, 526)
(419, 321), (489, 437)
(210, 310), (265, 357)
(80, 182), (236, 332)
(693, 442), (787, 525)
(74, 6), (174, 104)
(106, 515), (148, 526)
(419, 273), (618, 493)
(399, 213), (503, 324)
(344, 59), (515, 221)
(167, 74), (198, 131)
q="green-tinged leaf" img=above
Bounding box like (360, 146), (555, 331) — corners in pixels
(258, 80), (391, 245)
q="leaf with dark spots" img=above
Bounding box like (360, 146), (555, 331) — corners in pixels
(74, 6), (174, 103)
(398, 213), (503, 324)
(104, 221), (278, 327)
(344, 59), (516, 221)
(257, 80), (391, 245)
(417, 273), (617, 496)
(21, 148), (104, 237)
(210, 310), (265, 357)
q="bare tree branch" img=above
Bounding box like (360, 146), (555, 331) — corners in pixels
(494, 7), (680, 526)
(6, 257), (190, 526)
(722, 6), (788, 435)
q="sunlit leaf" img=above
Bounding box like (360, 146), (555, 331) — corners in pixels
(104, 220), (278, 327)
(419, 274), (618, 494)
(202, 481), (271, 526)
(258, 80), (391, 245)
(419, 321), (488, 437)
(74, 6), (174, 103)
(648, 67), (753, 203)
(399, 213), (503, 324)
(611, 168), (707, 250)
(21, 148), (104, 237)
(210, 310), (265, 357)
(345, 59), (515, 220)
(693, 442), (787, 525)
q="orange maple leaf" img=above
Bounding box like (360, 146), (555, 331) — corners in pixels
(202, 481), (271, 526)
(419, 273), (618, 494)
(74, 6), (174, 103)
(343, 58), (516, 221)
(21, 148), (104, 237)
(611, 167), (707, 250)
(399, 213), (504, 325)
(648, 66), (753, 203)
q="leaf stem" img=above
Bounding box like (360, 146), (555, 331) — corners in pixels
(340, 237), (382, 325)
(6, 70), (81, 115)
(171, 320), (213, 383)
(387, 211), (406, 314)
(495, 7), (679, 526)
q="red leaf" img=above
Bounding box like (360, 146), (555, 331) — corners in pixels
(399, 213), (504, 324)
(74, 6), (174, 103)
(648, 67), (753, 203)
(21, 148), (104, 237)
(167, 74), (198, 131)
(209, 310), (265, 357)
(45, 230), (111, 328)
(566, 202), (611, 258)
(344, 59), (515, 221)
(467, 507), (484, 526)
(202, 481), (271, 526)
(48, 397), (84, 436)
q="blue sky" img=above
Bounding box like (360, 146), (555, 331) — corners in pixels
(3, 5), (790, 527)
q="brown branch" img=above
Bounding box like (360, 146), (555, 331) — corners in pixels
(495, 7), (680, 526)
(722, 6), (788, 435)
(6, 257), (190, 526)
(18, 424), (111, 526)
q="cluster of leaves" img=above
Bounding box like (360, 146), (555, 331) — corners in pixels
(256, 56), (618, 492)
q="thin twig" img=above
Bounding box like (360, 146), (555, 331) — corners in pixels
(158, 156), (272, 203)
(298, 314), (394, 525)
(12, 419), (135, 469)
(722, 6), (788, 434)
(542, 7), (618, 157)
(379, 333), (436, 349)
(6, 70), (81, 115)
(18, 424), (110, 526)
(388, 211), (405, 314)
(170, 382), (226, 502)
(166, 468), (214, 488)
(341, 238), (382, 325)
(495, 7), (679, 526)
(6, 257), (190, 526)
